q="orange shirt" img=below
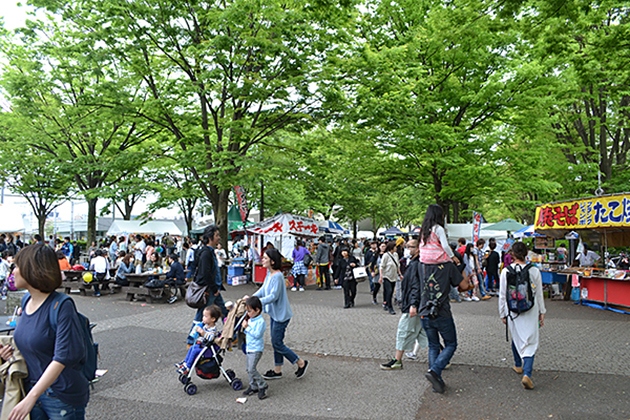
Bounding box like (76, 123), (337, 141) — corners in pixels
(58, 258), (72, 271)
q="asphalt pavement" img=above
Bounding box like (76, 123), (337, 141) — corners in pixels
(4, 281), (630, 420)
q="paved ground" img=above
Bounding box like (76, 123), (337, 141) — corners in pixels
(4, 281), (630, 419)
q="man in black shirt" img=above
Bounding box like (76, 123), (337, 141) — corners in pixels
(419, 261), (472, 394)
(486, 238), (501, 294)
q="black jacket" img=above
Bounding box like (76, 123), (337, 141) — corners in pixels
(365, 249), (379, 271)
(194, 246), (218, 293)
(400, 256), (421, 313)
(334, 256), (359, 282)
(165, 261), (186, 285)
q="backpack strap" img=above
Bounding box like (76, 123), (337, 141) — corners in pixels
(21, 291), (74, 332)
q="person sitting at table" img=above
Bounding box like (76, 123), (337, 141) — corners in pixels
(89, 249), (110, 297)
(57, 250), (72, 271)
(144, 252), (162, 272)
(114, 253), (134, 287)
(574, 244), (601, 268)
(165, 254), (186, 304)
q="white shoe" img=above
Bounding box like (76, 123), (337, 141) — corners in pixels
(299, 287), (305, 292)
(291, 287), (297, 292)
(471, 296), (480, 301)
(404, 352), (418, 361)
(463, 297), (472, 302)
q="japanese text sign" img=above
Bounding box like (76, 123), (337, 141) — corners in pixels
(535, 194), (630, 231)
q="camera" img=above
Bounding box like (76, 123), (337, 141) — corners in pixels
(426, 299), (440, 320)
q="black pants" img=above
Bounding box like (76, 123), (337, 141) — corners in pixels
(372, 281), (381, 301)
(293, 274), (305, 288)
(343, 279), (357, 306)
(318, 264), (331, 289)
(93, 272), (106, 294)
(383, 278), (394, 309)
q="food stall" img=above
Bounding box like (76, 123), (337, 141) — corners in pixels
(246, 213), (319, 286)
(535, 193), (630, 313)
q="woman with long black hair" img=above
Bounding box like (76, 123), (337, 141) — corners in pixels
(419, 204), (458, 266)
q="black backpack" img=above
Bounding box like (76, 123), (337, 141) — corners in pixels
(505, 263), (535, 315)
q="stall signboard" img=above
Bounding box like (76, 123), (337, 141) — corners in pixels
(535, 193), (630, 231)
(534, 236), (555, 249)
(249, 213), (319, 238)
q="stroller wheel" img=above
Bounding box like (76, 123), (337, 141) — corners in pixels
(185, 383), (197, 395)
(232, 379), (243, 391)
(226, 369), (236, 380)
(179, 374), (190, 385)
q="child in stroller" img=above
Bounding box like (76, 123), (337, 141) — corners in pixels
(176, 305), (221, 376)
(175, 303), (247, 395)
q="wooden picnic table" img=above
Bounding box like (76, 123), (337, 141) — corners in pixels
(60, 270), (112, 296)
(123, 272), (187, 303)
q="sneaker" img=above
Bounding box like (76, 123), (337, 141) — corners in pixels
(94, 292), (101, 297)
(334, 285), (342, 290)
(295, 360), (309, 379)
(471, 296), (480, 301)
(462, 296), (472, 302)
(174, 361), (185, 369)
(243, 387), (258, 396)
(388, 308), (396, 315)
(177, 366), (189, 375)
(380, 358), (402, 370)
(262, 370), (282, 380)
(512, 366), (524, 374)
(291, 287), (297, 292)
(299, 287), (305, 292)
(481, 295), (492, 300)
(258, 387), (268, 400)
(404, 352), (418, 361)
(372, 299), (378, 305)
(167, 295), (178, 304)
(425, 369), (445, 393)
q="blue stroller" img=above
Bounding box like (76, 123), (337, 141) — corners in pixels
(179, 304), (248, 395)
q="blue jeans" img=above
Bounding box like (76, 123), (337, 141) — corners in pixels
(449, 286), (461, 302)
(486, 273), (499, 292)
(30, 388), (86, 420)
(476, 272), (487, 297)
(270, 318), (299, 366)
(421, 316), (458, 378)
(184, 343), (207, 368)
(186, 292), (227, 345)
(512, 341), (535, 377)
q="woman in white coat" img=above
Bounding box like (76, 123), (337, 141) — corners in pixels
(498, 241), (546, 390)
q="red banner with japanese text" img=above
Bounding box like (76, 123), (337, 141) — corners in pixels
(472, 211), (483, 243)
(233, 186), (249, 226)
(535, 194), (630, 231)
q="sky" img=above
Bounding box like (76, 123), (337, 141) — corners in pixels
(0, 3), (186, 228)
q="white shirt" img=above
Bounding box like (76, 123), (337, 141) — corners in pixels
(216, 248), (227, 267)
(90, 256), (110, 279)
(575, 250), (600, 267)
(134, 240), (146, 261)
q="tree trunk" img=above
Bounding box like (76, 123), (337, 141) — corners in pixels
(124, 198), (133, 220)
(38, 213), (46, 239)
(87, 197), (98, 243)
(259, 180), (264, 222)
(212, 189), (230, 251)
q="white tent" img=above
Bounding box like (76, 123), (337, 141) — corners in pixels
(0, 206), (26, 233)
(446, 223), (509, 242)
(106, 220), (182, 236)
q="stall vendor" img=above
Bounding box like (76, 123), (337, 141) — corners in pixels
(574, 244), (601, 267)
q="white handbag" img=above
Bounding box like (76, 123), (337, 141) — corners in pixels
(352, 266), (368, 282)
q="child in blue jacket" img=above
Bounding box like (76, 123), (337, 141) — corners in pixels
(242, 296), (268, 399)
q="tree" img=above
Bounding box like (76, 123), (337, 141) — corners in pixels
(0, 18), (161, 242)
(39, 0), (356, 248)
(0, 114), (72, 236)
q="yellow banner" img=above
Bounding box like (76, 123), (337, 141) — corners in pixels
(535, 194), (630, 230)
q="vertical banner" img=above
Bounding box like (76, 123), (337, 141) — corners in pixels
(233, 186), (249, 227)
(472, 211), (483, 243)
(501, 238), (515, 253)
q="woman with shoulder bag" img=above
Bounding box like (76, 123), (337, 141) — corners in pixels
(379, 241), (402, 315)
(0, 244), (88, 420)
(333, 248), (359, 308)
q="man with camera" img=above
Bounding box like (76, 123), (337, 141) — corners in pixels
(419, 258), (474, 393)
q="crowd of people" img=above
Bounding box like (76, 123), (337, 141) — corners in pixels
(0, 211), (578, 418)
